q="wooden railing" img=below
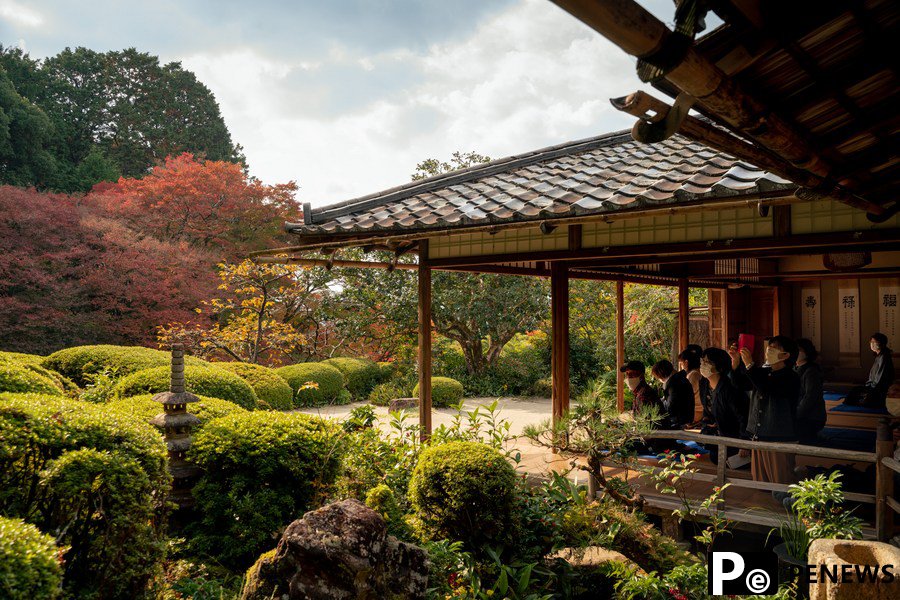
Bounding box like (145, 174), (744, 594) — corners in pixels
(616, 419), (897, 541)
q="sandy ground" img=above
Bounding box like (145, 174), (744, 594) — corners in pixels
(296, 396), (553, 437)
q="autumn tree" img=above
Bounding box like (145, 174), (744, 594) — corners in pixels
(91, 153), (299, 256)
(159, 259), (314, 363)
(0, 185), (217, 353)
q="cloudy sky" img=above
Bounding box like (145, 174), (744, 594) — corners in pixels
(1, 0), (687, 207)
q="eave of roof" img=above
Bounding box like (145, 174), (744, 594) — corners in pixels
(286, 130), (794, 239)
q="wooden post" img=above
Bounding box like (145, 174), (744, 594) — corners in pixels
(875, 418), (894, 541)
(678, 278), (690, 352)
(418, 240), (432, 441)
(616, 280), (625, 412)
(551, 262), (570, 428)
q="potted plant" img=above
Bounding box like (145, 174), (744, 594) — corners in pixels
(769, 472), (865, 597)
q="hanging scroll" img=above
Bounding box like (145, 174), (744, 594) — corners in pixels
(879, 278), (899, 347)
(800, 285), (821, 349)
(838, 281), (860, 354)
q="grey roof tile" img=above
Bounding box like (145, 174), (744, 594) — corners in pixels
(290, 131), (796, 236)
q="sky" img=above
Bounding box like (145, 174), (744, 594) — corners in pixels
(0, 0), (692, 207)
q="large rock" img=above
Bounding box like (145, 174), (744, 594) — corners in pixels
(241, 499), (429, 600)
(808, 539), (900, 599)
(388, 397), (418, 412)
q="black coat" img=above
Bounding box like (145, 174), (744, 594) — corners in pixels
(710, 377), (748, 440)
(795, 362), (826, 427)
(660, 372), (695, 429)
(735, 364), (801, 442)
(866, 350), (895, 402)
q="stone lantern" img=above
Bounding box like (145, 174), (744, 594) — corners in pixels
(151, 344), (203, 508)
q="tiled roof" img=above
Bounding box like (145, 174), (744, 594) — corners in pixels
(288, 131), (794, 236)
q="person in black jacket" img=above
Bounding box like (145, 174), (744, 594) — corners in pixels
(700, 347), (749, 465)
(846, 333), (895, 409)
(651, 359), (695, 430)
(795, 338), (826, 444)
(730, 335), (801, 483)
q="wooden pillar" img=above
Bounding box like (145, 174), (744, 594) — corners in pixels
(551, 262), (570, 427)
(417, 240), (432, 441)
(616, 280), (625, 413)
(875, 419), (894, 541)
(678, 278), (690, 352)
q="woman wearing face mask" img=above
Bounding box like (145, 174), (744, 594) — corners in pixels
(846, 333), (895, 409)
(678, 346), (703, 419)
(730, 335), (801, 483)
(795, 338), (826, 444)
(700, 347), (748, 465)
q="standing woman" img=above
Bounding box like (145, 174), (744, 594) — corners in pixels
(678, 346), (703, 421)
(731, 336), (801, 483)
(795, 338), (826, 445)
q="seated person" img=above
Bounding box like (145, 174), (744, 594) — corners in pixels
(794, 338), (826, 444)
(621, 360), (660, 417)
(845, 333), (895, 410)
(678, 345), (703, 416)
(700, 347), (748, 465)
(651, 359), (695, 430)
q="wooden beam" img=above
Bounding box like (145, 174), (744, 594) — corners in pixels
(255, 256), (418, 270)
(875, 419), (895, 541)
(678, 278), (690, 352)
(551, 262), (571, 428)
(616, 280), (625, 412)
(568, 224), (583, 251)
(417, 240), (432, 441)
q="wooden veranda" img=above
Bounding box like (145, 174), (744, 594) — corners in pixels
(256, 0), (900, 540)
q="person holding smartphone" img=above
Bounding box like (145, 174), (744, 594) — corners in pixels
(700, 347), (748, 466)
(730, 336), (801, 483)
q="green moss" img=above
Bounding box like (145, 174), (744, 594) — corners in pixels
(111, 365), (259, 410)
(213, 362), (293, 410)
(408, 441), (516, 552)
(322, 357), (381, 400)
(413, 376), (464, 408)
(0, 516), (61, 600)
(275, 362), (345, 407)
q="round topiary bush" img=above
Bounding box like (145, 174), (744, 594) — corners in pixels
(322, 357), (381, 400)
(213, 362), (293, 410)
(0, 516), (62, 600)
(413, 376), (464, 408)
(189, 411), (344, 566)
(107, 394), (247, 427)
(0, 393), (169, 599)
(41, 345), (206, 387)
(275, 362), (345, 407)
(0, 360), (64, 396)
(408, 441), (516, 551)
(111, 365), (259, 409)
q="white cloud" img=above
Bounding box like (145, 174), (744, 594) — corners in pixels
(0, 0), (44, 27)
(182, 0), (651, 207)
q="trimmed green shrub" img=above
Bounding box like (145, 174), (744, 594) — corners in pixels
(413, 376), (464, 408)
(111, 365), (259, 409)
(0, 350), (44, 364)
(213, 362), (293, 410)
(408, 441), (516, 551)
(0, 351), (75, 393)
(0, 360), (64, 395)
(322, 357), (381, 400)
(41, 345), (205, 387)
(0, 393), (169, 599)
(188, 411), (344, 566)
(368, 382), (407, 407)
(0, 516), (62, 600)
(107, 394), (247, 427)
(275, 362), (345, 407)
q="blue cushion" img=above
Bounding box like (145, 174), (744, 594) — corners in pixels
(824, 392), (845, 402)
(817, 427), (876, 452)
(677, 440), (711, 454)
(829, 403), (889, 415)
